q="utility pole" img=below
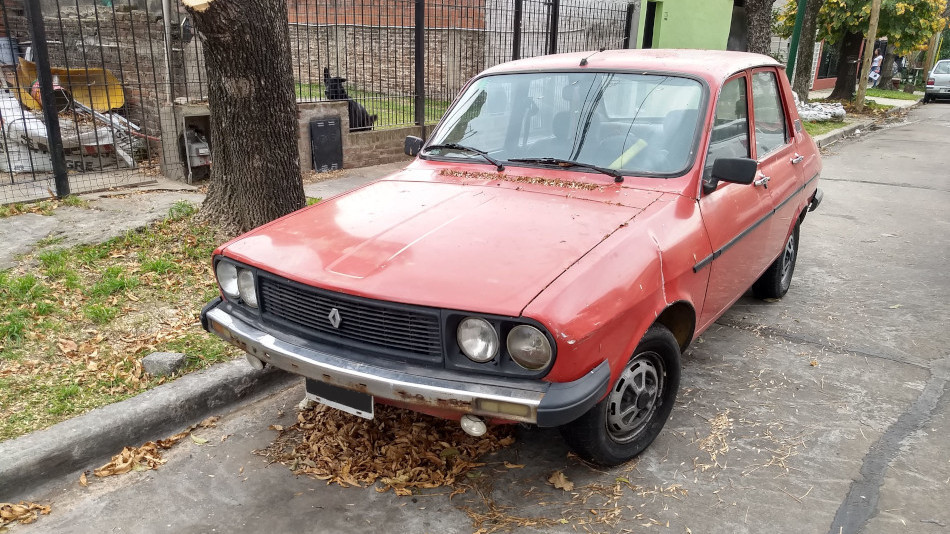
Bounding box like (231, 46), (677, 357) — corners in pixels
(855, 0), (882, 112)
(785, 0), (807, 79)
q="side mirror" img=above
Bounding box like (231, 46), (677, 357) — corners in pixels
(703, 157), (758, 195)
(404, 136), (424, 157)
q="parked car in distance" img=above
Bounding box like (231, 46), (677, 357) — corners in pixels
(924, 59), (950, 103)
(201, 49), (822, 466)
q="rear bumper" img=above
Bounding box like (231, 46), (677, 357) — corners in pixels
(200, 298), (610, 427)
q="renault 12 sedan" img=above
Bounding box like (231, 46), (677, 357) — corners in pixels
(201, 49), (822, 466)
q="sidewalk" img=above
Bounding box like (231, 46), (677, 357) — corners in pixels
(0, 160), (406, 502)
(807, 88), (920, 148)
(809, 87), (923, 109)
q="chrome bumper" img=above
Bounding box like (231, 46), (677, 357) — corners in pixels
(201, 301), (610, 426)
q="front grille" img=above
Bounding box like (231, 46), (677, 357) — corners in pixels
(258, 276), (443, 359)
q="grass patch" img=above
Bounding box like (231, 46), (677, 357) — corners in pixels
(295, 83), (450, 127)
(84, 303), (119, 324)
(0, 196), (91, 218)
(803, 120), (846, 137)
(865, 87), (920, 101)
(306, 197), (322, 206)
(0, 209), (230, 442)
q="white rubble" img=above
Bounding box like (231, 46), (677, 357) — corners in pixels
(794, 91), (846, 122)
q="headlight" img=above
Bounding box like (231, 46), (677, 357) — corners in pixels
(457, 317), (499, 363)
(506, 325), (553, 370)
(215, 261), (239, 299)
(237, 268), (258, 308)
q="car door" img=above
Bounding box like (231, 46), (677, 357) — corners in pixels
(697, 72), (776, 329)
(749, 68), (804, 252)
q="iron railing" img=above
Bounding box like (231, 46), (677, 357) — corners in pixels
(0, 0), (633, 205)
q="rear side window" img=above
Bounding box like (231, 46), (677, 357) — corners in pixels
(704, 76), (749, 181)
(751, 71), (788, 157)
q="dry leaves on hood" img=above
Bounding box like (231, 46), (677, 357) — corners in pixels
(91, 416), (220, 479)
(0, 501), (51, 526)
(259, 404), (515, 495)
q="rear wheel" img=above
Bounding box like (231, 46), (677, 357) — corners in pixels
(753, 224), (800, 299)
(559, 325), (681, 466)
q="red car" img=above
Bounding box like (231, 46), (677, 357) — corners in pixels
(202, 50), (822, 466)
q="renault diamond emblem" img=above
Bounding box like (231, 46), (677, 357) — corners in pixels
(328, 308), (342, 329)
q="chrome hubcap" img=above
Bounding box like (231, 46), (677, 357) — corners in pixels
(605, 353), (663, 443)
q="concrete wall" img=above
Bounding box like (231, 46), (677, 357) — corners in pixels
(637, 0), (733, 50)
(298, 101), (416, 170)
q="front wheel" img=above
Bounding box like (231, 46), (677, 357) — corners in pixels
(752, 224), (800, 299)
(559, 325), (681, 466)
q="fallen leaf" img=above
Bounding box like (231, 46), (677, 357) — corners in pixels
(548, 471), (574, 491)
(190, 434), (209, 445)
(503, 461), (525, 469)
(269, 424), (284, 431)
(888, 304), (902, 309)
(57, 339), (78, 354)
(79, 472), (88, 487)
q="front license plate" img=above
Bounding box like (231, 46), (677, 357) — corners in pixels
(305, 378), (374, 419)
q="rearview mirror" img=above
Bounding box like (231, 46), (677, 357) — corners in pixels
(404, 136), (424, 157)
(703, 157), (758, 195)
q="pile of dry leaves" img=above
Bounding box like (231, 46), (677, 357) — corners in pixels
(0, 501), (50, 526)
(87, 416), (219, 481)
(259, 404), (515, 495)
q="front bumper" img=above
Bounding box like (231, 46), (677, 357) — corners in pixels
(201, 298), (610, 427)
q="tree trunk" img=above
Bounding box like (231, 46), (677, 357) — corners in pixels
(183, 0), (305, 235)
(878, 44), (896, 90)
(744, 0), (773, 56)
(830, 30), (865, 100)
(791, 0), (823, 102)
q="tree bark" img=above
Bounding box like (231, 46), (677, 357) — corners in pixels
(878, 44), (897, 90)
(830, 30), (865, 100)
(791, 0), (823, 102)
(183, 0), (305, 235)
(744, 0), (774, 56)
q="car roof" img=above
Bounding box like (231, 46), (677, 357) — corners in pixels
(482, 49), (781, 85)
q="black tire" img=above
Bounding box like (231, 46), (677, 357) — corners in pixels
(559, 325), (681, 466)
(752, 224), (800, 299)
(922, 95), (932, 104)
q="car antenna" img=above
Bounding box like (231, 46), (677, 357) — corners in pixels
(579, 47), (606, 66)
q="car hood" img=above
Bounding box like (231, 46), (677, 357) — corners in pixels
(223, 176), (661, 316)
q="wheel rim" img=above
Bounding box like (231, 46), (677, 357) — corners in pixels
(605, 352), (664, 443)
(780, 231), (797, 289)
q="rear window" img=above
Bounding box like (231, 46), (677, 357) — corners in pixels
(934, 61), (950, 75)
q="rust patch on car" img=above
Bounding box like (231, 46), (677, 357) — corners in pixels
(394, 389), (472, 411)
(439, 169), (603, 191)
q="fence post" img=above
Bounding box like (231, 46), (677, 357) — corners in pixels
(512, 0), (523, 61)
(24, 0), (69, 198)
(622, 3), (636, 49)
(414, 0), (426, 139)
(546, 0), (559, 55)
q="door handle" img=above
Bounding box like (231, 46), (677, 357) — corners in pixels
(754, 175), (770, 188)
(790, 154), (804, 164)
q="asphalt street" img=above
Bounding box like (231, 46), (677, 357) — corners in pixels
(9, 103), (950, 534)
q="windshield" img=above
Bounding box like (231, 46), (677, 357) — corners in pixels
(427, 72), (705, 175)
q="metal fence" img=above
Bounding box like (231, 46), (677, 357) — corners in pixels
(0, 0), (633, 205)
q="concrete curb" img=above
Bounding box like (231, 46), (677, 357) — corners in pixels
(813, 120), (873, 148)
(0, 359), (295, 501)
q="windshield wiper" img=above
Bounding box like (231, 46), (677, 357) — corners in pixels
(424, 143), (505, 172)
(508, 157), (624, 183)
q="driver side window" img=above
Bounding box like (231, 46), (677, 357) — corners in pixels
(704, 76), (750, 182)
